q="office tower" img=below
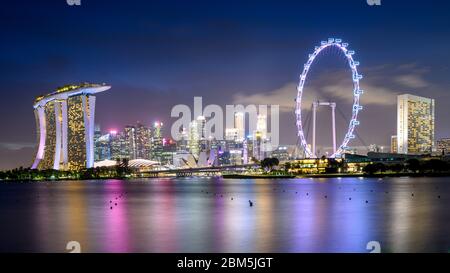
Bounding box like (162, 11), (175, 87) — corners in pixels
(196, 116), (206, 139)
(188, 120), (200, 158)
(125, 126), (137, 159)
(95, 133), (111, 161)
(391, 136), (398, 154)
(252, 131), (263, 161)
(256, 114), (267, 139)
(151, 121), (164, 162)
(397, 94), (435, 154)
(135, 123), (151, 159)
(234, 112), (245, 142)
(161, 138), (177, 165)
(110, 131), (129, 160)
(94, 124), (102, 162)
(32, 83), (110, 170)
(176, 127), (189, 152)
(437, 138), (450, 155)
(196, 116), (207, 152)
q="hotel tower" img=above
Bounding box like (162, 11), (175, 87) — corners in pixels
(397, 94), (435, 155)
(31, 83), (111, 170)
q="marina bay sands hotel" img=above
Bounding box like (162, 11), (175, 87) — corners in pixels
(31, 83), (111, 171)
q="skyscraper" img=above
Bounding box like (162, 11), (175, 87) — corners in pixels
(397, 94), (435, 154)
(176, 127), (189, 152)
(188, 120), (200, 158)
(135, 123), (151, 159)
(32, 83), (110, 170)
(110, 131), (129, 160)
(125, 125), (137, 159)
(391, 135), (398, 154)
(151, 121), (164, 162)
(197, 116), (207, 152)
(437, 138), (450, 155)
(234, 112), (245, 142)
(256, 114), (267, 139)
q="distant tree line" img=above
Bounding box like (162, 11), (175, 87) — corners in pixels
(362, 158), (450, 175)
(0, 161), (132, 181)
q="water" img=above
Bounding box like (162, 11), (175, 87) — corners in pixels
(0, 177), (448, 253)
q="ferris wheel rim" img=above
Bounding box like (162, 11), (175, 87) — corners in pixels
(296, 38), (363, 158)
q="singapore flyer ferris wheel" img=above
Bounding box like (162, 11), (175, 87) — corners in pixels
(295, 38), (364, 159)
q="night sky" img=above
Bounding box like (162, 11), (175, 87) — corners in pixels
(1, 0), (450, 170)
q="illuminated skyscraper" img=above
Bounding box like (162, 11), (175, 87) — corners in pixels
(151, 121), (164, 162)
(188, 120), (200, 158)
(391, 135), (398, 154)
(32, 83), (110, 170)
(135, 123), (151, 159)
(125, 125), (137, 159)
(110, 131), (129, 160)
(176, 126), (189, 152)
(397, 94), (435, 154)
(437, 138), (450, 155)
(256, 114), (267, 139)
(234, 112), (245, 142)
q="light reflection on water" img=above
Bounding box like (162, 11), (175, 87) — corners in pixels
(0, 177), (449, 253)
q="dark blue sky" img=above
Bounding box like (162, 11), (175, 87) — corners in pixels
(1, 0), (450, 169)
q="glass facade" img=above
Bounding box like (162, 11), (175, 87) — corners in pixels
(397, 94), (435, 154)
(67, 96), (87, 170)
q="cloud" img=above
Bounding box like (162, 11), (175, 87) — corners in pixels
(0, 142), (35, 151)
(394, 74), (429, 89)
(232, 63), (434, 111)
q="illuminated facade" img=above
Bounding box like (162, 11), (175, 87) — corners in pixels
(234, 112), (245, 142)
(31, 83), (110, 170)
(397, 94), (435, 155)
(391, 135), (398, 154)
(437, 138), (450, 155)
(151, 121), (164, 162)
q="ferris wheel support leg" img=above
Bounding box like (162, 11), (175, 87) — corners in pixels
(331, 103), (337, 155)
(312, 101), (318, 158)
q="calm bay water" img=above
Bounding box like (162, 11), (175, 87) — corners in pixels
(0, 177), (449, 253)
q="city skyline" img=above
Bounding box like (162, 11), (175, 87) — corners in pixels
(1, 1), (450, 170)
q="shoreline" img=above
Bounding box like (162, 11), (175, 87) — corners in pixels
(2, 172), (450, 182)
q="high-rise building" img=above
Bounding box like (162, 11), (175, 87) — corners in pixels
(196, 116), (207, 152)
(110, 131), (129, 160)
(391, 135), (398, 154)
(397, 94), (435, 154)
(161, 138), (177, 165)
(188, 120), (200, 158)
(125, 126), (137, 159)
(234, 112), (245, 142)
(151, 121), (164, 162)
(176, 127), (189, 152)
(256, 114), (267, 139)
(252, 131), (264, 161)
(437, 138), (450, 155)
(135, 123), (151, 159)
(32, 83), (110, 170)
(94, 128), (112, 162)
(94, 124), (102, 162)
